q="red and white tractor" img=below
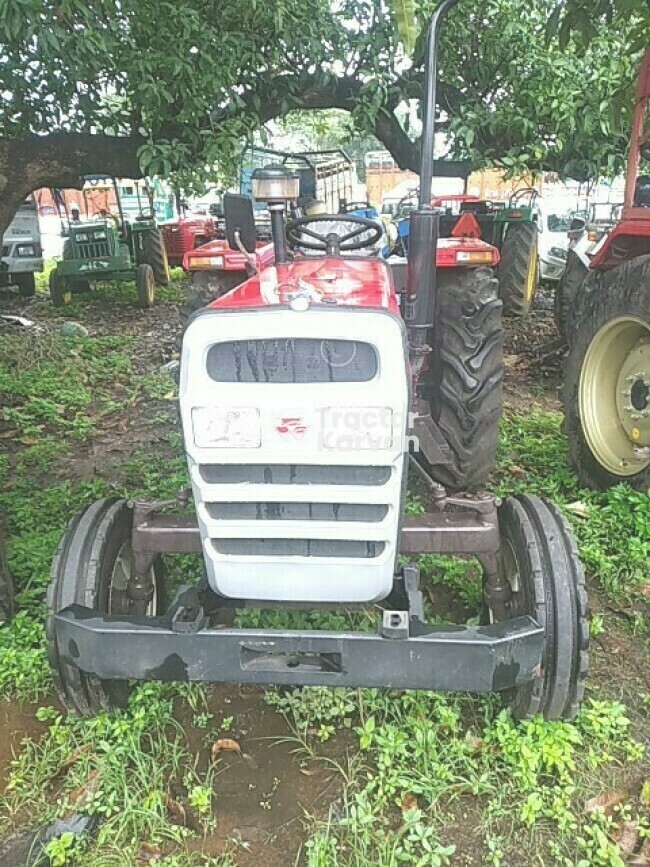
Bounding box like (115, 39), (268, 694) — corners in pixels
(562, 49), (650, 491)
(46, 0), (588, 720)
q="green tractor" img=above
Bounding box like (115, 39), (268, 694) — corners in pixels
(49, 176), (170, 308)
(492, 187), (540, 317)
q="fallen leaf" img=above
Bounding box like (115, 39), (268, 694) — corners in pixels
(503, 354), (520, 368)
(613, 821), (639, 854)
(633, 584), (650, 600)
(401, 792), (418, 814)
(58, 743), (93, 772)
(164, 794), (187, 826)
(565, 500), (590, 518)
(19, 436), (39, 446)
(466, 736), (485, 754)
(68, 769), (101, 807)
(210, 738), (242, 761)
(584, 789), (627, 816)
(136, 842), (163, 862)
(508, 465), (526, 478)
(0, 430), (19, 439)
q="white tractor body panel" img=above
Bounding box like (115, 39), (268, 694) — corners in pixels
(179, 306), (410, 603)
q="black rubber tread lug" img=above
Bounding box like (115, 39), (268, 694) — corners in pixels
(144, 229), (170, 286)
(500, 497), (548, 719)
(519, 495), (576, 719)
(425, 267), (503, 491)
(47, 498), (124, 716)
(539, 498), (589, 718)
(497, 222), (538, 317)
(563, 255), (650, 491)
(554, 251), (587, 340)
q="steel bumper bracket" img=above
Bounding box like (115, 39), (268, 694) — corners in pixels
(54, 605), (544, 693)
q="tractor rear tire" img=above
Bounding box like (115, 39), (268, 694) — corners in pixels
(497, 222), (539, 317)
(496, 495), (588, 720)
(424, 266), (503, 491)
(143, 229), (170, 286)
(555, 251), (588, 341)
(179, 271), (243, 334)
(136, 263), (155, 308)
(49, 271), (67, 307)
(15, 273), (36, 297)
(46, 498), (163, 716)
(563, 256), (650, 491)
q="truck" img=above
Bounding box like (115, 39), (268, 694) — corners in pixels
(0, 195), (43, 297)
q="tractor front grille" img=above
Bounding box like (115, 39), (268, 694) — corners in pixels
(211, 539), (386, 558)
(206, 338), (378, 384)
(74, 241), (111, 260)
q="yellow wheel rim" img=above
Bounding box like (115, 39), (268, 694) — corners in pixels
(525, 243), (538, 303)
(579, 315), (650, 476)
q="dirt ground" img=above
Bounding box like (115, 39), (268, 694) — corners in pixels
(0, 280), (648, 866)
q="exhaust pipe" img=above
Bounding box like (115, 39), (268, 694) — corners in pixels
(406, 0), (461, 371)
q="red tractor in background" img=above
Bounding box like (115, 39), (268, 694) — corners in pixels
(563, 49), (650, 491)
(160, 209), (217, 268)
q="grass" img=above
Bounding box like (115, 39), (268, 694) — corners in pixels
(0, 298), (648, 865)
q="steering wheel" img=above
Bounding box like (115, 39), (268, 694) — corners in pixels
(286, 214), (383, 255)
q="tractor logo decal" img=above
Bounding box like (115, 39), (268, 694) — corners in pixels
(275, 417), (309, 439)
(79, 261), (110, 271)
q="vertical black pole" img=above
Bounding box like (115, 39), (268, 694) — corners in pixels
(405, 0), (461, 372)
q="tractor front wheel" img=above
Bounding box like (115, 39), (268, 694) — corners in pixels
(143, 229), (170, 286)
(15, 273), (36, 297)
(423, 266), (503, 490)
(46, 498), (163, 716)
(136, 263), (156, 308)
(495, 495), (588, 720)
(497, 222), (539, 317)
(49, 271), (68, 307)
(564, 256), (650, 491)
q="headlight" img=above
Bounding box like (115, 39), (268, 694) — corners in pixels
(93, 230), (107, 241)
(75, 233), (89, 242)
(16, 244), (35, 256)
(549, 246), (567, 260)
(321, 406), (393, 450)
(192, 406), (260, 448)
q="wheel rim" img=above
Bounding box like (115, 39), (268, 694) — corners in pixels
(579, 315), (650, 476)
(488, 539), (521, 623)
(108, 541), (157, 615)
(525, 242), (538, 302)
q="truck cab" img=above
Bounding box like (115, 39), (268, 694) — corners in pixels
(0, 195), (43, 296)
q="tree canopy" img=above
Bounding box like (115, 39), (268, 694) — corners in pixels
(0, 0), (643, 233)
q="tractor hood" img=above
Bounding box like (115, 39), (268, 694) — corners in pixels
(208, 257), (401, 314)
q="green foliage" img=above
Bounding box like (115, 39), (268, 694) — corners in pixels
(497, 410), (650, 603)
(0, 0), (639, 189)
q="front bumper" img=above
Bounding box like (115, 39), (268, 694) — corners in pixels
(54, 603), (544, 692)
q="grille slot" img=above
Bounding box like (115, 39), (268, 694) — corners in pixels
(206, 338), (377, 383)
(205, 502), (388, 522)
(199, 464), (391, 486)
(212, 539), (386, 558)
(77, 242), (110, 260)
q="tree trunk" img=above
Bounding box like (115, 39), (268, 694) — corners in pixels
(0, 133), (145, 237)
